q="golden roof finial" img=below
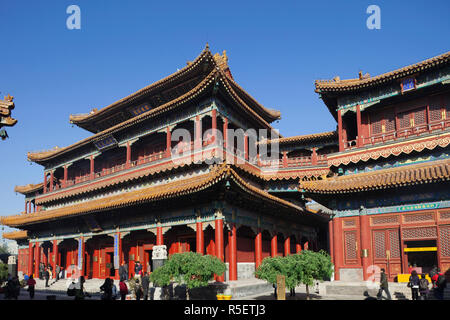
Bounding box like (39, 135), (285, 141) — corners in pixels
(4, 94), (14, 102)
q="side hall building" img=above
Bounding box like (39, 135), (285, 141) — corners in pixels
(2, 47), (449, 283)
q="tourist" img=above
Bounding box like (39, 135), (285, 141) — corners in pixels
(142, 272), (150, 300)
(135, 261), (143, 278)
(74, 276), (90, 300)
(119, 262), (127, 281)
(431, 268), (447, 300)
(100, 278), (113, 300)
(111, 281), (118, 300)
(119, 279), (128, 300)
(27, 275), (36, 299)
(39, 262), (44, 280)
(44, 267), (50, 287)
(418, 273), (429, 300)
(134, 278), (143, 300)
(408, 270), (420, 300)
(377, 268), (392, 300)
(55, 264), (61, 281)
(146, 262), (151, 274)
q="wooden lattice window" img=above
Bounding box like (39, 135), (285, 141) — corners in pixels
(371, 215), (398, 225)
(388, 230), (401, 259)
(385, 110), (396, 132)
(402, 227), (437, 240)
(370, 113), (383, 135)
(439, 225), (450, 257)
(373, 230), (386, 259)
(413, 107), (427, 126)
(403, 213), (434, 223)
(344, 231), (358, 263)
(429, 105), (443, 122)
(398, 111), (411, 129)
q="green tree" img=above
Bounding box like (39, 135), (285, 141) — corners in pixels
(255, 250), (333, 300)
(0, 243), (9, 255)
(290, 250), (333, 299)
(149, 252), (226, 300)
(0, 263), (8, 286)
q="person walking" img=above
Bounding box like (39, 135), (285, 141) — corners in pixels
(408, 270), (420, 300)
(134, 278), (143, 300)
(377, 268), (392, 300)
(418, 273), (429, 300)
(119, 279), (128, 301)
(44, 267), (50, 287)
(27, 275), (36, 299)
(141, 272), (150, 300)
(100, 278), (113, 300)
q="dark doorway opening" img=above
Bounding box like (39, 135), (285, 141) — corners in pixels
(405, 240), (438, 274)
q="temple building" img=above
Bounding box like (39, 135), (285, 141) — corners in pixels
(1, 46), (330, 281)
(2, 46), (449, 283)
(302, 51), (450, 281)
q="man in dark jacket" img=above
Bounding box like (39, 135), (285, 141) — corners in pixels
(142, 272), (150, 300)
(377, 268), (392, 300)
(44, 268), (50, 287)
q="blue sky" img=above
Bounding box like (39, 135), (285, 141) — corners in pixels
(0, 0), (449, 242)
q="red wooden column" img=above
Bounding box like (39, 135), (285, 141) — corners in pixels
(63, 165), (68, 188)
(332, 217), (343, 280)
(196, 220), (204, 255)
(24, 201), (28, 214)
(296, 237), (302, 254)
(228, 223), (237, 281)
(211, 109), (217, 145)
(43, 172), (47, 194)
(282, 152), (288, 168)
(270, 232), (278, 257)
(34, 242), (40, 277)
(359, 212), (371, 281)
(90, 156), (95, 180)
(52, 240), (58, 278)
(244, 134), (249, 161)
(311, 148), (318, 165)
(126, 142), (131, 169)
(284, 236), (291, 256)
(49, 171), (54, 192)
(166, 126), (172, 158)
(328, 220), (334, 265)
(156, 223), (164, 246)
(223, 117), (228, 149)
(255, 229), (262, 269)
(338, 109), (344, 152)
(356, 104), (362, 147)
(195, 116), (202, 150)
(214, 212), (224, 282)
(28, 242), (34, 276)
